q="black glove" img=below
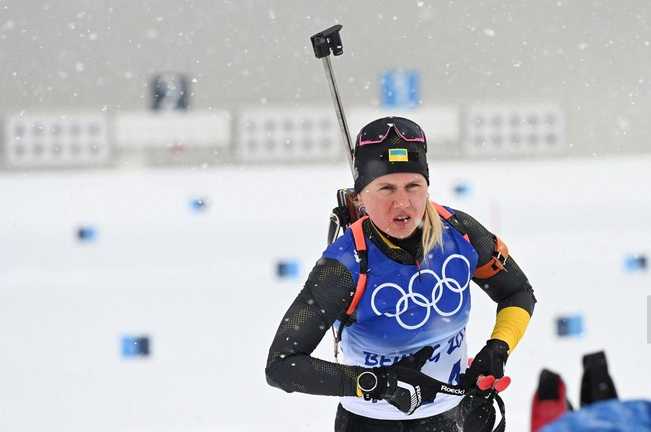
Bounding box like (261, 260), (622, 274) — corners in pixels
(462, 339), (509, 391)
(355, 346), (446, 415)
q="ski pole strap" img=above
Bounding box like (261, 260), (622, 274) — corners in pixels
(432, 381), (467, 397)
(459, 388), (506, 432)
(418, 376), (507, 432)
(493, 392), (506, 432)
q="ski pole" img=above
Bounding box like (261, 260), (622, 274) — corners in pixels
(310, 24), (355, 178)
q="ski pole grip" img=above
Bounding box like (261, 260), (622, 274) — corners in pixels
(310, 24), (344, 58)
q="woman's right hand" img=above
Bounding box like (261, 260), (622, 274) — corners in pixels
(355, 346), (449, 415)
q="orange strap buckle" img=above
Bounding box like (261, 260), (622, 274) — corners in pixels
(473, 236), (509, 279)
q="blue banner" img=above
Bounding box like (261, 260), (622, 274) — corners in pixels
(381, 70), (420, 109)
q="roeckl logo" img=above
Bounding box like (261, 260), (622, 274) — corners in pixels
(371, 254), (471, 330)
(440, 384), (465, 395)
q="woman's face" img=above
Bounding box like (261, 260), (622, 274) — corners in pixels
(358, 172), (428, 239)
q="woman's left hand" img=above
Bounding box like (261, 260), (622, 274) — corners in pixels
(462, 339), (510, 392)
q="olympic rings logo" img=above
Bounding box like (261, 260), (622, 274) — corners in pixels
(370, 254), (471, 330)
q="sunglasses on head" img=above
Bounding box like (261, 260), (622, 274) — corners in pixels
(356, 117), (426, 148)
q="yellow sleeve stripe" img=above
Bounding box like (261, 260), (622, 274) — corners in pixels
(490, 306), (531, 352)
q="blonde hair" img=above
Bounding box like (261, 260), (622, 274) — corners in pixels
(421, 199), (444, 260)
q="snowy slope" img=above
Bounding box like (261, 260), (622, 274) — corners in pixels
(0, 156), (649, 431)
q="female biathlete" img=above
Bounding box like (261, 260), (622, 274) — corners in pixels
(265, 117), (536, 431)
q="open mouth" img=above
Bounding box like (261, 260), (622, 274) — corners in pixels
(394, 215), (411, 223)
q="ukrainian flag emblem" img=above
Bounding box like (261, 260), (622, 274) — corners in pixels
(388, 148), (409, 162)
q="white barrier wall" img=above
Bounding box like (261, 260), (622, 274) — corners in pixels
(463, 104), (565, 157)
(4, 112), (112, 168)
(114, 110), (232, 150)
(0, 156), (650, 431)
(1, 103), (567, 170)
(236, 106), (341, 163)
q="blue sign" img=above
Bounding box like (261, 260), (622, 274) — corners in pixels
(624, 254), (647, 272)
(121, 335), (151, 358)
(452, 181), (473, 197)
(381, 70), (420, 109)
(556, 315), (584, 337)
(77, 226), (97, 242)
(277, 259), (300, 279)
(190, 197), (208, 212)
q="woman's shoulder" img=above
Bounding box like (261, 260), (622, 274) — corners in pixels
(442, 206), (498, 263)
(432, 202), (474, 221)
(444, 207), (491, 235)
(321, 226), (362, 272)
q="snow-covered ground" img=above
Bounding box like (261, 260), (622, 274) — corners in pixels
(1, 156), (649, 431)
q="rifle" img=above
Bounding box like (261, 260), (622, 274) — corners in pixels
(309, 25), (364, 244)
